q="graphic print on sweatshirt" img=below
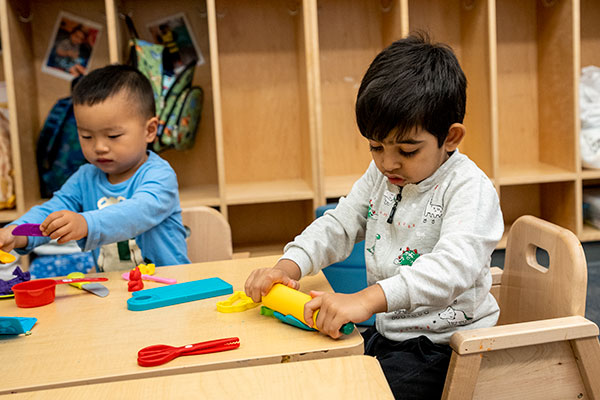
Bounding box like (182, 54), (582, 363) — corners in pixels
(438, 304), (473, 327)
(393, 247), (420, 266)
(367, 199), (378, 220)
(423, 184), (445, 224)
(96, 196), (144, 272)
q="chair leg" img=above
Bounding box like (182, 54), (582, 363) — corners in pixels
(442, 352), (482, 400)
(571, 336), (600, 399)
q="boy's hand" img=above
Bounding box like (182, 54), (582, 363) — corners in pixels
(40, 210), (88, 244)
(0, 225), (26, 252)
(244, 259), (301, 303)
(304, 284), (387, 339)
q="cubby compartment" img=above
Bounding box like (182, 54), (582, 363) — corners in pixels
(581, 0), (600, 69)
(580, 0), (600, 177)
(496, 0), (577, 184)
(228, 200), (314, 256)
(581, 179), (600, 241)
(408, 0), (495, 178)
(316, 0), (405, 199)
(213, 0), (316, 205)
(0, 39), (17, 222)
(499, 181), (577, 247)
(114, 0), (219, 208)
(0, 0), (110, 219)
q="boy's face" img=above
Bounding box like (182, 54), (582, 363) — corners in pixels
(368, 125), (464, 187)
(74, 90), (158, 184)
(70, 30), (85, 45)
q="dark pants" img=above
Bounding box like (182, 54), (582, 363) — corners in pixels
(362, 327), (452, 400)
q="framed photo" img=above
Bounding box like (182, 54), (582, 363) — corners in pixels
(147, 12), (205, 73)
(42, 11), (102, 81)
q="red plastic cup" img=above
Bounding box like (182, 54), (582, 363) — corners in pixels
(12, 277), (108, 308)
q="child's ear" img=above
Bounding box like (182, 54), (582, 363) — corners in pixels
(444, 123), (466, 152)
(145, 116), (159, 143)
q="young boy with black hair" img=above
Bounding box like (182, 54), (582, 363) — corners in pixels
(244, 34), (503, 398)
(0, 64), (190, 271)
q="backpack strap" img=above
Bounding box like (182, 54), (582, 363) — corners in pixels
(124, 14), (139, 39)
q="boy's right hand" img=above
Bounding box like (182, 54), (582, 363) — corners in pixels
(0, 225), (27, 252)
(244, 259), (301, 303)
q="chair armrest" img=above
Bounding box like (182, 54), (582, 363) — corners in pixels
(449, 315), (599, 355)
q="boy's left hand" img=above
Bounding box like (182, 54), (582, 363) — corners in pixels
(304, 291), (373, 339)
(304, 284), (388, 339)
(40, 210), (88, 244)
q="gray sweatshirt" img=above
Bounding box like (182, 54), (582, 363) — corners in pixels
(282, 150), (504, 344)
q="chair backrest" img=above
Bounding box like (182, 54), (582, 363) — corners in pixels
(498, 215), (588, 325)
(181, 206), (233, 263)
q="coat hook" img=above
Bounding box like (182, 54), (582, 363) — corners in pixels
(462, 0), (475, 11)
(287, 0), (299, 16)
(196, 6), (207, 18)
(380, 0), (393, 13)
(216, 6), (227, 19)
(118, 10), (134, 20)
(17, 5), (33, 23)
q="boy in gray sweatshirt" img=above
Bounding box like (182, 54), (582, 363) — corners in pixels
(245, 33), (503, 399)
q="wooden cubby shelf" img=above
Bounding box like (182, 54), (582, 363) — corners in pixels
(1, 0), (599, 254)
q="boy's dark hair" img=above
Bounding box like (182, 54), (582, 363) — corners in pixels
(356, 33), (466, 147)
(72, 64), (155, 120)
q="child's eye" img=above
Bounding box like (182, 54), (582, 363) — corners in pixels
(399, 149), (418, 158)
(108, 134), (122, 139)
(79, 135), (91, 140)
(369, 144), (383, 152)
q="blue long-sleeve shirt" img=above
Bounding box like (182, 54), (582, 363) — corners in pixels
(12, 151), (190, 268)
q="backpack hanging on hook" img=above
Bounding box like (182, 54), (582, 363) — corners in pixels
(125, 15), (204, 153)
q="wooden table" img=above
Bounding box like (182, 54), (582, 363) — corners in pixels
(0, 255), (363, 394)
(7, 355), (391, 399)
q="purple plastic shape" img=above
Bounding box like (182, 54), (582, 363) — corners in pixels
(12, 224), (43, 237)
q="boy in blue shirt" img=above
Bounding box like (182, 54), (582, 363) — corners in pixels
(0, 64), (190, 271)
(245, 34), (503, 399)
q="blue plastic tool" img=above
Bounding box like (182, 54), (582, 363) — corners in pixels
(0, 317), (37, 335)
(127, 277), (233, 311)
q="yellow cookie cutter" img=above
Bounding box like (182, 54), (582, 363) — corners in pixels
(217, 291), (259, 313)
(0, 250), (15, 264)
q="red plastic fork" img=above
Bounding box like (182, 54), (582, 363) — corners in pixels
(137, 337), (240, 367)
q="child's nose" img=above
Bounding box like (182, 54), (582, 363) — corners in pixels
(382, 152), (401, 171)
(94, 139), (109, 153)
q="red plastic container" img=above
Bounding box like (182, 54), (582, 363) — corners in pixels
(12, 278), (108, 308)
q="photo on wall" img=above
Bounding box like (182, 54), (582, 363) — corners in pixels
(42, 11), (102, 81)
(147, 12), (205, 74)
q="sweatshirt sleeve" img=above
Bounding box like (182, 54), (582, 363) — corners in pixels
(281, 162), (378, 277)
(377, 174), (504, 312)
(11, 169), (86, 253)
(79, 166), (179, 252)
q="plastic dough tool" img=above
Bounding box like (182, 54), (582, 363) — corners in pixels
(216, 291), (259, 313)
(67, 272), (109, 297)
(137, 337), (240, 367)
(261, 283), (355, 335)
(127, 277), (233, 311)
(0, 250), (15, 264)
(12, 224), (43, 236)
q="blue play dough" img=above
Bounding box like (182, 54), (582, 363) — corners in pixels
(127, 277), (233, 311)
(0, 317), (37, 335)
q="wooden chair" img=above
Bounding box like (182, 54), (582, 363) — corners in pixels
(181, 206), (233, 263)
(442, 215), (600, 399)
